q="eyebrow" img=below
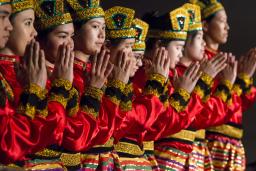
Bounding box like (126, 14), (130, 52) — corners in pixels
(0, 10), (10, 15)
(90, 20), (105, 25)
(23, 18), (33, 21)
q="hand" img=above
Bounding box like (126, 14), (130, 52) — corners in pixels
(52, 43), (74, 83)
(90, 48), (114, 88)
(200, 53), (227, 78)
(143, 58), (152, 76)
(173, 62), (201, 93)
(149, 47), (170, 78)
(23, 40), (47, 88)
(112, 50), (133, 84)
(238, 48), (256, 77)
(220, 53), (238, 85)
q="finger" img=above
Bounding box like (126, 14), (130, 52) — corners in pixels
(164, 56), (171, 72)
(69, 51), (74, 69)
(97, 49), (105, 72)
(190, 63), (200, 80)
(28, 40), (35, 68)
(101, 52), (110, 73)
(104, 62), (114, 78)
(33, 42), (40, 69)
(64, 44), (71, 66)
(152, 48), (159, 65)
(216, 63), (227, 73)
(60, 43), (67, 65)
(156, 48), (163, 66)
(117, 51), (122, 67)
(160, 48), (166, 67)
(92, 53), (97, 74)
(173, 69), (178, 80)
(187, 62), (198, 78)
(184, 63), (194, 77)
(121, 51), (128, 70)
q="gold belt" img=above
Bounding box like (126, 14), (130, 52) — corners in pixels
(34, 148), (81, 167)
(207, 124), (243, 139)
(93, 138), (114, 148)
(195, 129), (206, 140)
(114, 141), (144, 156)
(143, 141), (154, 151)
(168, 129), (196, 142)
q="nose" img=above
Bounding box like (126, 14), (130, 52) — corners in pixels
(225, 22), (230, 30)
(6, 18), (13, 31)
(32, 26), (38, 38)
(99, 28), (105, 40)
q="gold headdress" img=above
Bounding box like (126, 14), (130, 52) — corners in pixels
(105, 6), (136, 39)
(183, 3), (202, 31)
(189, 0), (224, 19)
(11, 0), (34, 14)
(132, 18), (149, 51)
(148, 6), (189, 41)
(35, 0), (72, 31)
(0, 0), (10, 6)
(66, 0), (104, 23)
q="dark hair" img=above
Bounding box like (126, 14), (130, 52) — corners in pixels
(204, 13), (216, 23)
(142, 11), (173, 51)
(185, 30), (199, 47)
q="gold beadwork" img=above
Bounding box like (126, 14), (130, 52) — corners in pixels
(0, 0), (10, 5)
(169, 88), (190, 112)
(35, 148), (62, 158)
(232, 84), (243, 96)
(149, 73), (166, 86)
(11, 0), (34, 14)
(238, 73), (253, 88)
(0, 71), (14, 102)
(93, 138), (114, 148)
(105, 6), (136, 39)
(183, 3), (202, 32)
(142, 141), (154, 151)
(60, 152), (81, 167)
(132, 18), (149, 51)
(193, 86), (205, 99)
(66, 0), (104, 22)
(201, 73), (213, 86)
(81, 105), (98, 119)
(107, 79), (126, 92)
(114, 141), (144, 156)
(177, 88), (190, 101)
(195, 129), (206, 139)
(52, 79), (72, 91)
(35, 1), (73, 31)
(67, 87), (79, 117)
(168, 129), (196, 142)
(27, 83), (47, 100)
(49, 94), (68, 108)
(222, 80), (233, 91)
(106, 29), (136, 39)
(84, 86), (103, 101)
(148, 30), (187, 40)
(120, 101), (132, 112)
(214, 90), (228, 103)
(207, 124), (243, 139)
(189, 0), (224, 19)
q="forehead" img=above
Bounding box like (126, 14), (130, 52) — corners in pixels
(0, 4), (12, 14)
(53, 23), (74, 33)
(87, 17), (105, 24)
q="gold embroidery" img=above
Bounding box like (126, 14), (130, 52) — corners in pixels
(114, 141), (144, 156)
(107, 79), (126, 92)
(177, 88), (190, 101)
(207, 124), (243, 139)
(201, 73), (213, 86)
(81, 106), (98, 119)
(60, 153), (81, 167)
(49, 94), (68, 108)
(143, 141), (154, 151)
(52, 79), (72, 91)
(93, 138), (114, 148)
(195, 129), (206, 139)
(27, 83), (47, 100)
(168, 129), (196, 142)
(84, 86), (103, 101)
(11, 0), (34, 14)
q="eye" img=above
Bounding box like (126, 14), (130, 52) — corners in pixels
(92, 24), (100, 29)
(25, 21), (32, 26)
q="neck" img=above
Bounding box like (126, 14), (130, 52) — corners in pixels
(0, 47), (16, 56)
(74, 50), (90, 63)
(180, 56), (193, 67)
(204, 35), (219, 52)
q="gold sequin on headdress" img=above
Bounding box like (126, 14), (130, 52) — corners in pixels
(132, 18), (149, 51)
(183, 3), (202, 31)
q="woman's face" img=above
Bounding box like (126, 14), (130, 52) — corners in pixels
(75, 18), (105, 55)
(42, 23), (74, 64)
(7, 9), (37, 56)
(0, 4), (12, 49)
(204, 10), (229, 45)
(185, 30), (206, 61)
(166, 40), (185, 69)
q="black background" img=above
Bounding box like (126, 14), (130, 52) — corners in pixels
(102, 0), (256, 165)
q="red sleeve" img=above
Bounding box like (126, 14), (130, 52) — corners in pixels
(0, 95), (66, 164)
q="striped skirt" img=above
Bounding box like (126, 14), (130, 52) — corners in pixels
(206, 135), (245, 171)
(187, 140), (214, 171)
(154, 146), (194, 171)
(80, 151), (117, 171)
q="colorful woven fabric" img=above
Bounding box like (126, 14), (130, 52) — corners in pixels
(188, 140), (214, 171)
(154, 145), (193, 171)
(206, 134), (245, 171)
(144, 152), (161, 171)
